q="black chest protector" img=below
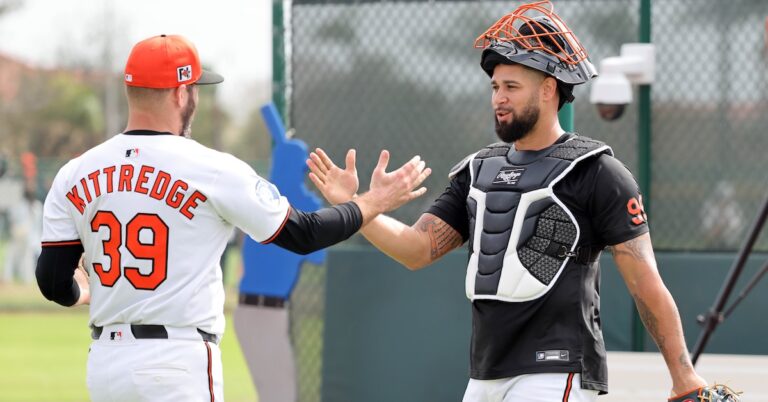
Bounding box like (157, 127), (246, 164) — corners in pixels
(451, 135), (612, 302)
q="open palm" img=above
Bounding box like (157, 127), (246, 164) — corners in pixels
(307, 148), (359, 205)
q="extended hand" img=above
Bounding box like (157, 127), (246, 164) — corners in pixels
(74, 257), (90, 306)
(361, 150), (431, 214)
(308, 148), (359, 205)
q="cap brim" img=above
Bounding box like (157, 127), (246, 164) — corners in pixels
(196, 69), (224, 85)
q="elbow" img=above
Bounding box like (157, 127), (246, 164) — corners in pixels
(35, 268), (55, 302)
(403, 262), (424, 271)
(402, 257), (431, 271)
(282, 241), (321, 256)
(35, 266), (77, 307)
(294, 246), (316, 256)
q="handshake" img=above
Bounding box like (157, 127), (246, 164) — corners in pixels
(306, 148), (431, 222)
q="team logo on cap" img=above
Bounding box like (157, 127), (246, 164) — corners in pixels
(125, 74), (133, 83)
(177, 65), (193, 82)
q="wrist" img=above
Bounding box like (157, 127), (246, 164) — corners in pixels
(76, 288), (90, 306)
(353, 192), (384, 221)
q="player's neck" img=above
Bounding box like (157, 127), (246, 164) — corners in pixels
(513, 116), (564, 151)
(124, 109), (182, 136)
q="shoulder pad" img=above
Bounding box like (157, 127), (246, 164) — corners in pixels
(476, 142), (511, 159)
(448, 152), (476, 180)
(550, 134), (613, 161)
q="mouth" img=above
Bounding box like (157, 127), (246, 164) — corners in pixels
(495, 109), (512, 121)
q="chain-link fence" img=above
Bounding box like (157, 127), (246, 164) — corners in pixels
(4, 2), (766, 401)
(286, 0), (768, 399)
(289, 0), (768, 253)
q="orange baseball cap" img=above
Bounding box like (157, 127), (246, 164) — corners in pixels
(124, 34), (224, 89)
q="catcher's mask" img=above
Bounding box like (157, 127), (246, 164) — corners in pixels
(475, 0), (597, 109)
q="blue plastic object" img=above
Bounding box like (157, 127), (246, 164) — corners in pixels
(239, 103), (326, 299)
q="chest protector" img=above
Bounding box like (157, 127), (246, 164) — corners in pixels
(453, 136), (612, 302)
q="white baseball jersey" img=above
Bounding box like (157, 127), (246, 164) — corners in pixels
(42, 132), (291, 336)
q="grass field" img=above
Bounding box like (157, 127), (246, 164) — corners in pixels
(0, 244), (259, 402)
(0, 310), (258, 402)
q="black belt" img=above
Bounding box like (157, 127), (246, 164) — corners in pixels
(91, 324), (218, 344)
(239, 294), (286, 308)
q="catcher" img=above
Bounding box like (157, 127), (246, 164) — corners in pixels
(307, 1), (741, 401)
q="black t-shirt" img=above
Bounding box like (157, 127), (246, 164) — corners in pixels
(426, 138), (648, 393)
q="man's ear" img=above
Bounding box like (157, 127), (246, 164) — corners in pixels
(174, 84), (188, 108)
(540, 76), (558, 103)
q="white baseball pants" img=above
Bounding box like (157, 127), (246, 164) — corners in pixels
(463, 373), (599, 402)
(86, 324), (223, 402)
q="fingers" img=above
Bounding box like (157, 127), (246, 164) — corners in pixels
(308, 171), (325, 188)
(374, 150), (391, 174)
(306, 158), (326, 180)
(412, 167), (432, 189)
(315, 148), (336, 171)
(344, 149), (357, 173)
(408, 187), (428, 200)
(309, 152), (328, 175)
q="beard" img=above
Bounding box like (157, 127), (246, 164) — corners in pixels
(179, 86), (197, 138)
(494, 100), (540, 143)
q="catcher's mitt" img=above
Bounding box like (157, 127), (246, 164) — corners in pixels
(669, 384), (741, 402)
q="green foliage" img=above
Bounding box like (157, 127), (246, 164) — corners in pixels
(1, 71), (106, 159)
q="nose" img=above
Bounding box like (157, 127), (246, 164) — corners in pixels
(492, 89), (508, 107)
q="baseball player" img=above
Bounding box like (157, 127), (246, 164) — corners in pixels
(307, 2), (712, 401)
(35, 34), (430, 402)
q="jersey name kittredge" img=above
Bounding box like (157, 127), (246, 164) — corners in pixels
(64, 163), (207, 220)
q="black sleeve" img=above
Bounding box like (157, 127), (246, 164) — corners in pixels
(268, 201), (363, 255)
(425, 169), (471, 241)
(588, 154), (650, 245)
(36, 244), (84, 307)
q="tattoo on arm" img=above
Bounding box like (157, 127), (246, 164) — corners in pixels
(415, 215), (464, 261)
(678, 351), (693, 370)
(633, 292), (667, 355)
(608, 235), (653, 265)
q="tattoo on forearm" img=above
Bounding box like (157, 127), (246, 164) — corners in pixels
(678, 351), (693, 370)
(633, 293), (667, 355)
(416, 215), (463, 260)
(609, 235), (653, 265)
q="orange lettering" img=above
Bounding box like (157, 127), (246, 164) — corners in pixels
(135, 165), (155, 195)
(180, 191), (207, 220)
(88, 170), (101, 198)
(118, 165), (134, 192)
(103, 166), (116, 193)
(66, 186), (87, 215)
(166, 180), (188, 208)
(627, 196), (647, 225)
(79, 178), (92, 203)
(150, 171), (171, 201)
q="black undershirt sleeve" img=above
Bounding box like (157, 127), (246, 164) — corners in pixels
(36, 244), (84, 307)
(588, 154), (649, 245)
(268, 201), (363, 255)
(425, 169), (471, 242)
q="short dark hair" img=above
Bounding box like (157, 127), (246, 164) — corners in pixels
(125, 86), (174, 103)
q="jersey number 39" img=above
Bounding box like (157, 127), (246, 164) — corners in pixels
(90, 210), (169, 290)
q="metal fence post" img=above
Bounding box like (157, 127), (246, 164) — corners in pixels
(273, 0), (287, 122)
(559, 103), (574, 132)
(632, 0), (653, 353)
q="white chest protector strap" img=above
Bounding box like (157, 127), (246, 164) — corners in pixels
(464, 137), (612, 302)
